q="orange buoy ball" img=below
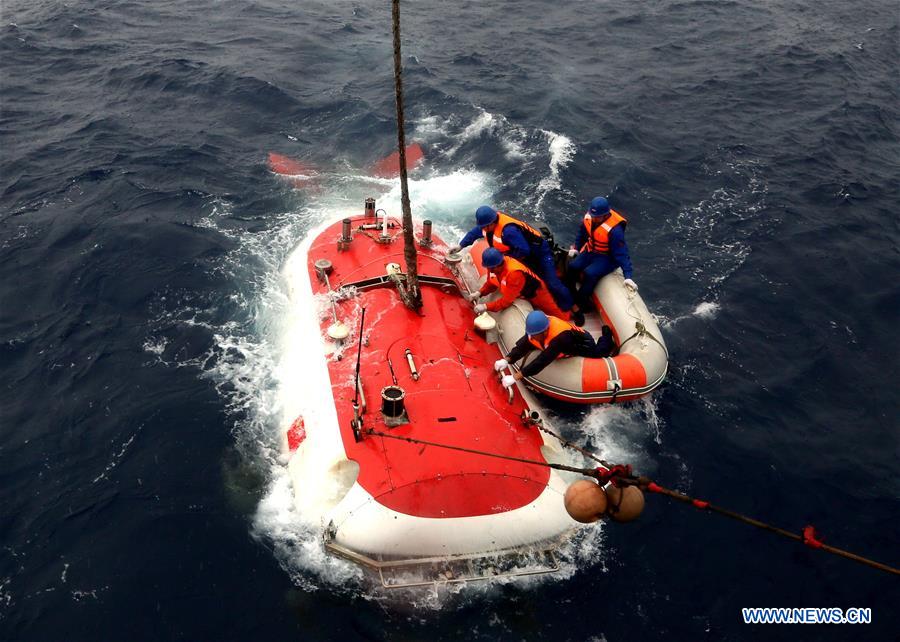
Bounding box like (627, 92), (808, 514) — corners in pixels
(564, 479), (608, 523)
(605, 484), (645, 523)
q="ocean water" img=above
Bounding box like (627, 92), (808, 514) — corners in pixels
(1, 0), (898, 640)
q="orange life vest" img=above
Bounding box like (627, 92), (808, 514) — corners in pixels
(485, 212), (543, 252)
(580, 210), (627, 254)
(487, 257), (543, 299)
(528, 315), (586, 355)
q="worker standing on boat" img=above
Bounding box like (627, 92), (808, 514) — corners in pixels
(450, 206), (573, 311)
(567, 196), (637, 323)
(495, 310), (615, 388)
(472, 248), (571, 320)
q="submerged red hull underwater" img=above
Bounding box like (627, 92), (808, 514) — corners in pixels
(268, 143), (425, 185)
(280, 202), (577, 587)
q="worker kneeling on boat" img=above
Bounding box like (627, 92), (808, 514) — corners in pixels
(472, 248), (570, 320)
(450, 205), (573, 311)
(495, 310), (615, 388)
(567, 196), (637, 323)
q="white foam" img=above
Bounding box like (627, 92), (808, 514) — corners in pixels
(534, 129), (576, 209)
(693, 301), (720, 319)
(659, 299), (722, 329)
(440, 108), (534, 164)
(379, 169), (495, 225)
(0, 577), (12, 612)
(577, 402), (659, 472)
(141, 336), (167, 355)
(413, 115), (452, 141)
(253, 465), (363, 591)
(415, 108), (581, 215)
(461, 110), (498, 141)
(544, 130), (576, 177)
(501, 135), (528, 160)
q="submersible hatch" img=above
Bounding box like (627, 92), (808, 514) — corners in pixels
(380, 385), (409, 427)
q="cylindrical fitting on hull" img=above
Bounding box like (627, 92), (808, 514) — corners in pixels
(420, 219), (433, 246)
(364, 197), (376, 217)
(381, 385), (406, 418)
(314, 258), (334, 281)
(341, 218), (352, 242)
(405, 348), (419, 381)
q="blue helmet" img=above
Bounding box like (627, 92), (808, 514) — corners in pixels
(481, 247), (504, 269)
(588, 196), (610, 216)
(475, 205), (499, 227)
(525, 310), (550, 335)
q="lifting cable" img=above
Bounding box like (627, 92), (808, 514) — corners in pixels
(361, 426), (899, 576)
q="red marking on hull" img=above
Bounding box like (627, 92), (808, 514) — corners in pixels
(370, 143), (424, 178)
(287, 417), (307, 451)
(307, 217), (549, 518)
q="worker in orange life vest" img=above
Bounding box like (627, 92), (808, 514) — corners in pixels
(450, 206), (574, 311)
(494, 310), (615, 388)
(471, 248), (570, 320)
(567, 196), (637, 320)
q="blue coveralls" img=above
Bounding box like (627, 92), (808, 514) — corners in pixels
(569, 216), (633, 308)
(460, 223), (574, 311)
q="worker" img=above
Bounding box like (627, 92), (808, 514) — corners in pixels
(450, 205), (573, 311)
(471, 248), (570, 320)
(567, 196), (637, 323)
(495, 310), (615, 388)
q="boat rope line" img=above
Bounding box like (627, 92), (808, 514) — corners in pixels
(613, 320), (668, 359)
(359, 427), (900, 576)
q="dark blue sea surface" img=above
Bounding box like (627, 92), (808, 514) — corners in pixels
(2, 0), (898, 639)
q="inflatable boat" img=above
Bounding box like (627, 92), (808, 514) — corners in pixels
(461, 240), (668, 404)
(279, 200), (579, 588)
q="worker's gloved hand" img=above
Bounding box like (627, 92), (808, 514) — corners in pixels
(568, 247), (578, 258)
(623, 278), (638, 291)
(474, 303), (487, 314)
(494, 358), (508, 372)
(448, 244), (462, 255)
(501, 374), (516, 389)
